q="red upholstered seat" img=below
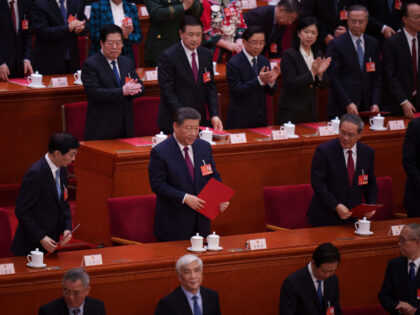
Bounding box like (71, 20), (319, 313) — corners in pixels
(0, 208), (13, 258)
(133, 97), (160, 137)
(0, 183), (20, 207)
(342, 305), (387, 315)
(61, 101), (88, 141)
(372, 176), (395, 221)
(108, 195), (157, 244)
(263, 184), (313, 230)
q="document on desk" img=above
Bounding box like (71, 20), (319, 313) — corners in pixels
(196, 178), (235, 220)
(351, 204), (383, 217)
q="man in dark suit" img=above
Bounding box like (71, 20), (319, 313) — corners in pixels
(82, 24), (144, 141)
(280, 243), (342, 315)
(39, 267), (106, 315)
(149, 107), (229, 242)
(226, 25), (279, 129)
(365, 0), (404, 41)
(11, 133), (79, 256)
(382, 1), (420, 118)
(0, 0), (33, 80)
(403, 117), (420, 218)
(157, 15), (222, 134)
(30, 0), (87, 75)
(244, 0), (299, 59)
(307, 114), (377, 227)
(155, 254), (221, 315)
(378, 223), (420, 315)
(326, 4), (382, 119)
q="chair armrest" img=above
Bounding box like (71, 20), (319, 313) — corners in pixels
(111, 236), (143, 245)
(266, 224), (290, 231)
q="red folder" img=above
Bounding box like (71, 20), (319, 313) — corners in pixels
(196, 178), (235, 220)
(299, 122), (328, 130)
(198, 126), (230, 136)
(248, 127), (274, 136)
(119, 138), (153, 146)
(351, 204), (383, 218)
(358, 111), (390, 118)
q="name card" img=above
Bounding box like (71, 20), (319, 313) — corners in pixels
(270, 58), (281, 69)
(246, 238), (267, 250)
(241, 0), (257, 9)
(388, 120), (405, 130)
(318, 126), (335, 136)
(82, 254), (103, 266)
(51, 77), (68, 88)
(144, 70), (158, 81)
(0, 263), (15, 275)
(140, 6), (149, 16)
(228, 133), (247, 144)
(271, 130), (288, 140)
(388, 224), (405, 236)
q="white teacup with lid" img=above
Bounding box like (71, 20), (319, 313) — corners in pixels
(369, 114), (385, 129)
(199, 127), (213, 143)
(207, 231), (220, 250)
(152, 131), (167, 145)
(283, 121), (295, 136)
(74, 70), (82, 83)
(191, 233), (204, 251)
(328, 116), (340, 134)
(27, 71), (43, 87)
(27, 248), (44, 267)
(355, 217), (371, 234)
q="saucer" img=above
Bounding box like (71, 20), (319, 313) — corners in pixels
(28, 84), (46, 88)
(210, 141), (216, 145)
(354, 230), (374, 236)
(74, 80), (83, 85)
(288, 134), (299, 139)
(369, 126), (387, 131)
(27, 262), (47, 268)
(214, 72), (220, 75)
(187, 247), (207, 253)
(205, 246), (223, 251)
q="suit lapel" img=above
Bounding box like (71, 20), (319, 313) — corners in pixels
(176, 287), (194, 315)
(169, 137), (195, 186)
(98, 53), (121, 87)
(345, 33), (363, 74)
(177, 43), (196, 85)
(302, 268), (323, 311)
(334, 140), (350, 186)
(41, 157), (60, 206)
(49, 0), (65, 25)
(400, 32), (416, 81)
(117, 56), (127, 82)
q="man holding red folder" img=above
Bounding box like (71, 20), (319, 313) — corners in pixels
(148, 107), (229, 242)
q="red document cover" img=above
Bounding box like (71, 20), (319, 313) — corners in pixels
(199, 126), (230, 136)
(248, 127), (274, 136)
(119, 138), (153, 146)
(414, 112), (420, 118)
(358, 111), (390, 117)
(196, 178), (235, 220)
(351, 204), (383, 218)
(8, 78), (30, 87)
(299, 122), (328, 130)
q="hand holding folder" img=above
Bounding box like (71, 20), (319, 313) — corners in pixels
(351, 204), (383, 218)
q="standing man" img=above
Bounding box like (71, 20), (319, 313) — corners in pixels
(382, 1), (420, 118)
(39, 268), (106, 314)
(0, 0), (33, 80)
(30, 0), (87, 75)
(307, 114), (377, 227)
(144, 0), (203, 67)
(226, 25), (279, 129)
(280, 243), (342, 315)
(149, 107), (229, 242)
(244, 0), (299, 59)
(11, 133), (79, 256)
(157, 15), (222, 134)
(82, 24), (144, 141)
(379, 223), (420, 315)
(403, 117), (420, 218)
(155, 254), (221, 315)
(326, 5), (382, 119)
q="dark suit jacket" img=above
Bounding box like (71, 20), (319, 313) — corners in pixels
(0, 0), (32, 78)
(308, 138), (377, 227)
(280, 266), (342, 315)
(277, 47), (328, 124)
(225, 51), (277, 129)
(326, 32), (382, 118)
(244, 6), (286, 59)
(157, 43), (218, 133)
(148, 136), (222, 241)
(382, 31), (420, 115)
(82, 52), (144, 140)
(30, 0), (87, 75)
(155, 286), (221, 315)
(11, 156), (72, 256)
(39, 296), (106, 315)
(378, 256), (420, 315)
(403, 117), (420, 217)
(365, 0), (403, 40)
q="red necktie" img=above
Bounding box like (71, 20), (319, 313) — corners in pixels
(183, 147), (194, 180)
(413, 38), (417, 94)
(10, 0), (17, 33)
(347, 150), (354, 186)
(191, 52), (198, 82)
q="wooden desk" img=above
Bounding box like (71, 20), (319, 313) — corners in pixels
(0, 218), (415, 315)
(74, 120), (408, 246)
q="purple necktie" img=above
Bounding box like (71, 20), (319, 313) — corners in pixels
(347, 150), (354, 186)
(184, 147), (194, 180)
(191, 52), (198, 82)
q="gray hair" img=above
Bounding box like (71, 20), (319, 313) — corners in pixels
(348, 4), (369, 17)
(176, 254), (203, 274)
(405, 223), (420, 240)
(340, 113), (364, 133)
(62, 268), (90, 289)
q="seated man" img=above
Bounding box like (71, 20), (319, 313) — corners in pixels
(280, 243), (342, 315)
(307, 113), (377, 227)
(39, 267), (106, 314)
(379, 223), (420, 315)
(155, 254), (221, 315)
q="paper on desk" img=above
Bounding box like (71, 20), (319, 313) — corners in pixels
(299, 122), (328, 130)
(119, 137), (153, 146)
(8, 78), (30, 87)
(351, 204), (383, 218)
(196, 178), (235, 220)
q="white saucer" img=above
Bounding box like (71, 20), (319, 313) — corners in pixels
(74, 80), (83, 85)
(187, 247), (207, 253)
(288, 134), (299, 139)
(214, 72), (220, 75)
(210, 141), (216, 145)
(28, 84), (46, 88)
(205, 246), (223, 251)
(369, 126), (387, 131)
(354, 230), (374, 236)
(27, 262), (47, 268)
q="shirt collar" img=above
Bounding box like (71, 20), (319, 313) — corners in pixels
(349, 31), (364, 46)
(173, 133), (193, 153)
(45, 153), (59, 175)
(68, 301), (85, 315)
(308, 262), (319, 284)
(109, 0), (123, 8)
(403, 27), (417, 44)
(243, 48), (258, 65)
(343, 143), (357, 155)
(299, 46), (314, 59)
(409, 256), (420, 267)
(181, 286), (202, 300)
(181, 40), (197, 57)
(101, 50), (118, 64)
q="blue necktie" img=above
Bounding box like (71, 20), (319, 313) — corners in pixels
(55, 169), (61, 199)
(317, 280), (323, 304)
(409, 262), (416, 288)
(356, 38), (364, 71)
(111, 60), (121, 86)
(59, 0), (67, 23)
(192, 296), (202, 315)
(387, 0), (393, 12)
(252, 57), (258, 76)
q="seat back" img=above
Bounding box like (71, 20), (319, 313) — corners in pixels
(372, 176), (395, 221)
(61, 101), (88, 141)
(263, 184), (313, 229)
(133, 97), (160, 137)
(0, 208), (13, 258)
(107, 195), (157, 243)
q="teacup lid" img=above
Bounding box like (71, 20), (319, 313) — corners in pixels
(284, 121), (294, 126)
(32, 71), (42, 77)
(331, 117), (340, 122)
(191, 233), (203, 240)
(156, 131), (167, 137)
(207, 231), (219, 238)
(31, 248), (42, 254)
(201, 127), (212, 133)
(374, 113), (384, 119)
(359, 216), (369, 222)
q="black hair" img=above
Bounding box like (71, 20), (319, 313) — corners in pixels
(100, 24), (123, 42)
(174, 107), (201, 125)
(292, 16), (322, 54)
(242, 25), (265, 41)
(179, 15), (203, 32)
(48, 133), (79, 155)
(312, 243), (341, 268)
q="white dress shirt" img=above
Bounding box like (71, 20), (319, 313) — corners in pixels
(110, 0), (125, 27)
(343, 144), (357, 169)
(181, 40), (199, 70)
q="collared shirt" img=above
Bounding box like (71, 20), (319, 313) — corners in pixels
(299, 46), (316, 80)
(403, 27), (419, 63)
(45, 153), (60, 185)
(101, 50), (121, 78)
(343, 143), (357, 169)
(308, 262), (323, 296)
(181, 40), (199, 70)
(181, 286), (203, 315)
(110, 0), (125, 27)
(8, 0), (19, 32)
(349, 31), (365, 55)
(408, 256), (420, 275)
(173, 133), (195, 204)
(243, 47), (275, 87)
(68, 301), (85, 315)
